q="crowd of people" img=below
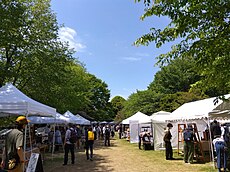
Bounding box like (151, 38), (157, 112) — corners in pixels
(163, 120), (230, 172)
(1, 116), (230, 172)
(0, 117), (116, 171)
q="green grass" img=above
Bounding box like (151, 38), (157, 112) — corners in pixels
(116, 138), (217, 172)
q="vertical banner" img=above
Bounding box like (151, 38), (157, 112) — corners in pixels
(129, 120), (139, 143)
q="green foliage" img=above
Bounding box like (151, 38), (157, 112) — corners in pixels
(135, 0), (230, 93)
(157, 92), (207, 112)
(149, 57), (200, 94)
(83, 74), (113, 121)
(111, 96), (126, 113)
(121, 90), (161, 118)
(0, 0), (113, 122)
(110, 96), (126, 122)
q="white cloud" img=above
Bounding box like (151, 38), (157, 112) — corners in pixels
(59, 27), (86, 52)
(122, 57), (142, 61)
(135, 52), (150, 57)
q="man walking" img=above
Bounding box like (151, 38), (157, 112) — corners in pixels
(63, 124), (75, 165)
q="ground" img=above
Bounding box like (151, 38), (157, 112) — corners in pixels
(43, 137), (216, 172)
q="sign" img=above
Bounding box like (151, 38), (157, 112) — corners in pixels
(26, 153), (44, 172)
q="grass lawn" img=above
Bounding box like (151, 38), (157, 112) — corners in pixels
(42, 136), (218, 172)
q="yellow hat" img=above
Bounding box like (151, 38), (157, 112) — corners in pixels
(15, 116), (30, 125)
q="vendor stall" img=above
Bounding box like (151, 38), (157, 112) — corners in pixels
(0, 83), (56, 171)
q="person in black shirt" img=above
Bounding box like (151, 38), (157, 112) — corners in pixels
(163, 123), (174, 160)
(210, 120), (221, 140)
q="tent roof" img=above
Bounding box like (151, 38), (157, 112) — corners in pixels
(28, 113), (70, 124)
(209, 97), (230, 119)
(63, 110), (84, 125)
(169, 95), (230, 121)
(0, 83), (56, 117)
(150, 111), (172, 123)
(75, 114), (90, 125)
(122, 111), (150, 124)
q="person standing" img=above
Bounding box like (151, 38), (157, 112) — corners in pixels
(1, 116), (30, 172)
(213, 135), (228, 172)
(163, 123), (174, 160)
(54, 126), (62, 151)
(63, 124), (75, 165)
(211, 120), (221, 140)
(104, 125), (110, 146)
(85, 127), (94, 161)
(183, 124), (195, 164)
(75, 125), (81, 149)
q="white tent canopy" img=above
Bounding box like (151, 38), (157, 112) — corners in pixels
(75, 114), (91, 125)
(168, 95), (230, 121)
(28, 113), (70, 124)
(122, 111), (150, 124)
(63, 110), (83, 124)
(150, 111), (171, 123)
(0, 83), (56, 117)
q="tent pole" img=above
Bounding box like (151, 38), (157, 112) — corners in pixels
(208, 118), (215, 168)
(150, 119), (154, 150)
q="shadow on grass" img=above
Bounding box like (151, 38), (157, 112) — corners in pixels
(43, 139), (117, 172)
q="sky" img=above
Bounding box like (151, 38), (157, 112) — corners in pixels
(51, 0), (172, 99)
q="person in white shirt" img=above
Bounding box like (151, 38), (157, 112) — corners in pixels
(213, 135), (227, 172)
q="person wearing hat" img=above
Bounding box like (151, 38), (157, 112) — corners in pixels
(1, 116), (30, 172)
(163, 123), (174, 160)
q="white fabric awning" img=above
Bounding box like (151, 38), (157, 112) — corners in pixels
(0, 83), (56, 117)
(122, 111), (150, 124)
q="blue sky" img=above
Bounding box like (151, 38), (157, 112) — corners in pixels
(51, 0), (172, 99)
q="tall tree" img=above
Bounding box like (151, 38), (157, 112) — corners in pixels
(111, 96), (126, 122)
(135, 0), (230, 93)
(0, 0), (79, 109)
(84, 74), (112, 121)
(149, 57), (200, 94)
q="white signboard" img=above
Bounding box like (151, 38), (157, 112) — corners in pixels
(26, 153), (39, 172)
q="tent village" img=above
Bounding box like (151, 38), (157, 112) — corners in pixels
(0, 83), (93, 171)
(0, 83), (230, 171)
(119, 95), (230, 169)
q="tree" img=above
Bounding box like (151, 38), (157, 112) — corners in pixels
(149, 57), (200, 94)
(83, 74), (112, 121)
(121, 90), (161, 118)
(110, 96), (126, 122)
(135, 0), (230, 93)
(110, 96), (126, 114)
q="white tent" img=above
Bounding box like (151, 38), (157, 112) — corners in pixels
(75, 113), (91, 125)
(63, 110), (83, 124)
(169, 95), (230, 121)
(150, 111), (172, 123)
(0, 83), (56, 117)
(122, 112), (151, 143)
(122, 111), (150, 124)
(28, 113), (70, 124)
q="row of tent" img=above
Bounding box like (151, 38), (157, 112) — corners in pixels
(122, 94), (230, 125)
(0, 83), (90, 125)
(121, 94), (230, 151)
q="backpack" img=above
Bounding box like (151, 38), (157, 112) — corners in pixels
(183, 129), (193, 141)
(69, 129), (77, 144)
(88, 131), (94, 140)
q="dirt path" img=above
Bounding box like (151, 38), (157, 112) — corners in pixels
(43, 138), (214, 172)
